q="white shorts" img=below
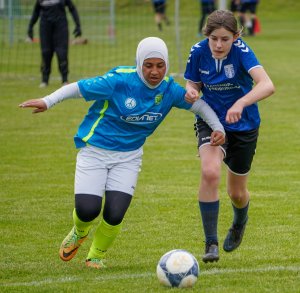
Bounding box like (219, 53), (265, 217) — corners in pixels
(75, 145), (143, 197)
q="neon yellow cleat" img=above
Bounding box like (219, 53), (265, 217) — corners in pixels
(85, 258), (106, 269)
(59, 227), (87, 261)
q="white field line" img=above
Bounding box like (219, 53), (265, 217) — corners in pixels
(1, 265), (299, 287)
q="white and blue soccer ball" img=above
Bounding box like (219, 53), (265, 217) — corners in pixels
(156, 249), (200, 288)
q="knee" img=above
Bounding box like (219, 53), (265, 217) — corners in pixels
(103, 213), (123, 226)
(103, 191), (132, 226)
(201, 165), (221, 186)
(41, 48), (52, 56)
(75, 194), (102, 222)
(227, 187), (249, 204)
(56, 47), (68, 58)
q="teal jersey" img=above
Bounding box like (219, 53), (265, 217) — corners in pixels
(76, 66), (191, 151)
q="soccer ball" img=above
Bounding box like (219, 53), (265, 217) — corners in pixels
(156, 249), (199, 288)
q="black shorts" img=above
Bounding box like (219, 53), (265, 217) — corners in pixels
(201, 3), (215, 15)
(230, 1), (240, 12)
(153, 2), (166, 14)
(240, 3), (258, 14)
(194, 119), (259, 175)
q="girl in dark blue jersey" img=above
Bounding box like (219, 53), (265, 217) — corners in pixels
(20, 37), (225, 269)
(184, 10), (275, 263)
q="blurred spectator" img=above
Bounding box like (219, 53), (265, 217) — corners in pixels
(198, 0), (216, 36)
(27, 0), (82, 88)
(230, 0), (241, 17)
(239, 0), (259, 36)
(150, 0), (170, 31)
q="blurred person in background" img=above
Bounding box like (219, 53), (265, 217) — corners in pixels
(150, 0), (170, 31)
(230, 0), (241, 18)
(198, 0), (216, 36)
(20, 37), (225, 269)
(239, 0), (260, 36)
(27, 0), (82, 88)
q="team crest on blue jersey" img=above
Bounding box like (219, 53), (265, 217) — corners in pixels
(125, 97), (136, 109)
(154, 94), (163, 105)
(224, 64), (235, 78)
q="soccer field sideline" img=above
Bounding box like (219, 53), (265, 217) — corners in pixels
(2, 264), (299, 288)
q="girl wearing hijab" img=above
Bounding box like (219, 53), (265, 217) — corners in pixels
(19, 37), (225, 269)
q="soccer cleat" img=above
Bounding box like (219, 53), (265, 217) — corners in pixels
(223, 217), (248, 252)
(202, 242), (219, 263)
(85, 258), (106, 269)
(59, 227), (87, 261)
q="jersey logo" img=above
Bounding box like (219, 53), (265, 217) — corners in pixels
(154, 94), (163, 105)
(224, 64), (235, 78)
(234, 40), (249, 53)
(120, 112), (162, 124)
(125, 97), (136, 109)
(40, 0), (60, 7)
(199, 68), (209, 74)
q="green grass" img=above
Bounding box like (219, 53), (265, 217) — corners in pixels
(1, 1), (300, 292)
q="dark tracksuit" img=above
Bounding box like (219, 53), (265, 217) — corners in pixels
(28, 0), (81, 84)
(199, 0), (216, 34)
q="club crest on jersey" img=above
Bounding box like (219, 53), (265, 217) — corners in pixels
(154, 94), (163, 105)
(125, 97), (136, 109)
(224, 64), (235, 78)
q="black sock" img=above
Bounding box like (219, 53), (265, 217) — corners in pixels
(199, 201), (219, 244)
(249, 20), (255, 35)
(232, 201), (249, 227)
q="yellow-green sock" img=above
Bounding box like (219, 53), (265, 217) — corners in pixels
(87, 219), (122, 260)
(73, 209), (93, 238)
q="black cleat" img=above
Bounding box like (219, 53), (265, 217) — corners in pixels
(223, 217), (248, 252)
(202, 242), (219, 263)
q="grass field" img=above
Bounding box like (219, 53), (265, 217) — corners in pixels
(1, 1), (300, 292)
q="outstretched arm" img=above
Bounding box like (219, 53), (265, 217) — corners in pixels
(19, 83), (81, 113)
(189, 98), (225, 146)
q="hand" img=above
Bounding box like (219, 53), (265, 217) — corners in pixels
(28, 28), (33, 40)
(185, 88), (199, 104)
(210, 130), (225, 146)
(73, 27), (82, 37)
(225, 100), (244, 124)
(19, 99), (47, 114)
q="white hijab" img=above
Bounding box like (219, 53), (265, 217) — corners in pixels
(136, 37), (169, 89)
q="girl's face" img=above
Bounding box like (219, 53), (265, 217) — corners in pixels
(208, 27), (239, 59)
(142, 58), (166, 86)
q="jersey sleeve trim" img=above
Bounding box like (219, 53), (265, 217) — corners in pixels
(116, 68), (136, 73)
(248, 64), (262, 73)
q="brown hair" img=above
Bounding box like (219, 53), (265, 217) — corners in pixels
(203, 10), (242, 36)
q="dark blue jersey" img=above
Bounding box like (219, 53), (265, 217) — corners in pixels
(184, 38), (262, 131)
